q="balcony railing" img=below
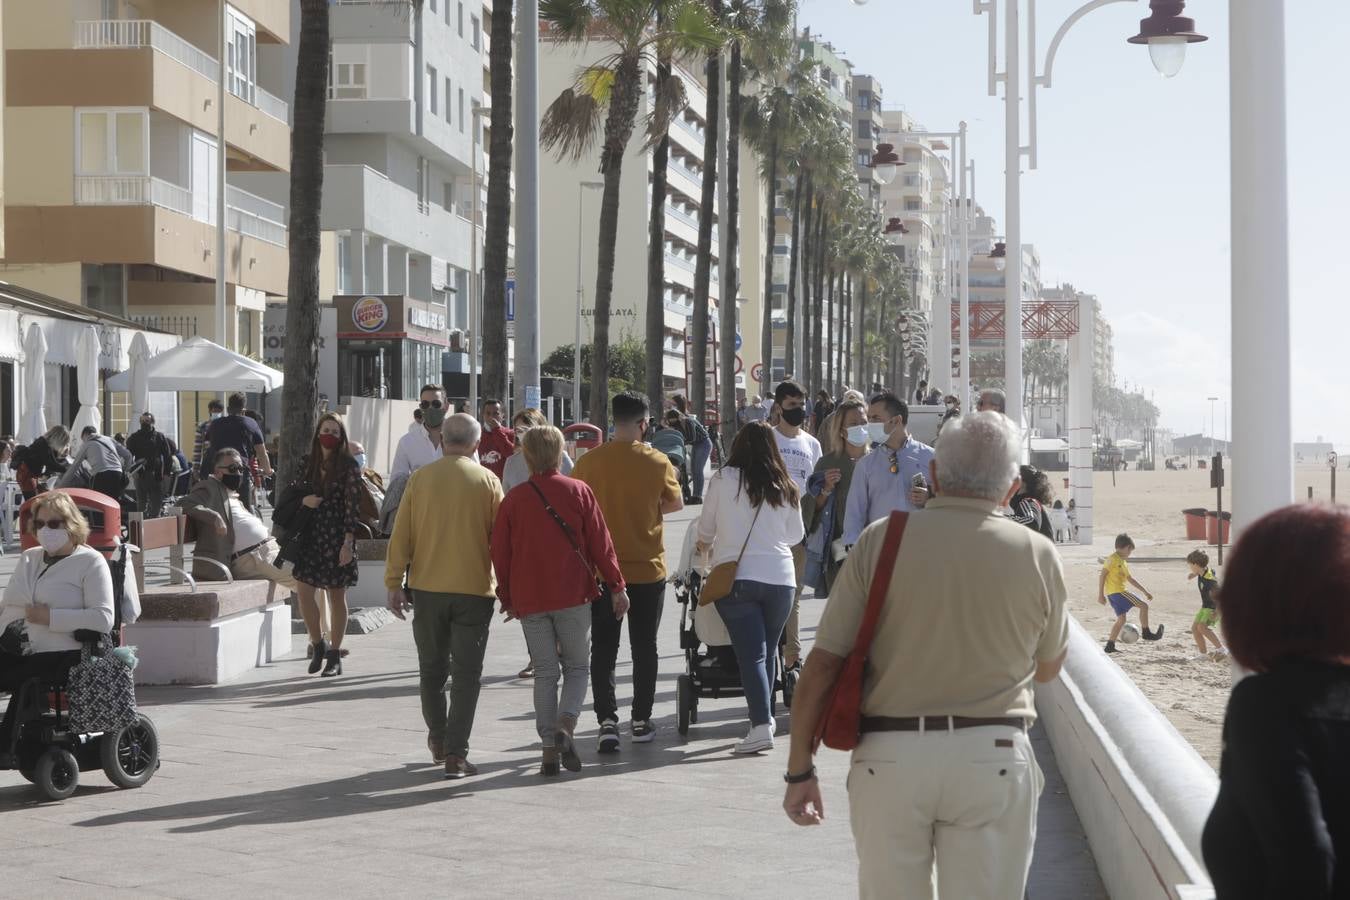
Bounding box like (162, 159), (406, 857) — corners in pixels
(74, 175), (287, 247)
(74, 20), (288, 123)
(664, 202), (718, 241)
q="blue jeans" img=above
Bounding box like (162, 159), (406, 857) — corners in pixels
(691, 438), (712, 499)
(715, 580), (794, 726)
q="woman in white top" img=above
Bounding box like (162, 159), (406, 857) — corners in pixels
(696, 422), (804, 755)
(0, 492), (115, 719)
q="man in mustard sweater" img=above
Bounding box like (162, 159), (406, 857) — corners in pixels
(386, 413), (504, 779)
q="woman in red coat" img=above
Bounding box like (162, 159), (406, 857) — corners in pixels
(491, 425), (628, 776)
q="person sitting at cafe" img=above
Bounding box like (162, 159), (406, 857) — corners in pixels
(180, 448), (297, 593)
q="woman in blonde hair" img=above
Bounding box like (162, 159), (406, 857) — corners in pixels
(501, 408), (573, 494)
(491, 426), (626, 776)
(804, 398), (868, 594)
(0, 492), (114, 722)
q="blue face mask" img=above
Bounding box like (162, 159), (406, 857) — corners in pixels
(846, 425), (869, 447)
(353, 453), (368, 470)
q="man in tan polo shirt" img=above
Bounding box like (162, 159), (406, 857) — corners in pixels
(781, 411), (1069, 900)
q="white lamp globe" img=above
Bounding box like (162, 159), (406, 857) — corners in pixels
(1147, 35), (1187, 78)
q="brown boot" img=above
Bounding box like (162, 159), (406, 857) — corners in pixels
(541, 745), (560, 777)
(555, 714), (581, 773)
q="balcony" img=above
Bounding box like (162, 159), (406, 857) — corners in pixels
(74, 20), (288, 124)
(663, 202), (718, 244)
(73, 175), (287, 248)
(321, 164), (474, 270)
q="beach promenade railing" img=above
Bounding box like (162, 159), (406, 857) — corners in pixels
(1035, 617), (1219, 900)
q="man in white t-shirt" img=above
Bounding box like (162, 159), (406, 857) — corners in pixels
(771, 380), (822, 670)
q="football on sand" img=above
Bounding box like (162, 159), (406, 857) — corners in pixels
(1119, 623), (1141, 644)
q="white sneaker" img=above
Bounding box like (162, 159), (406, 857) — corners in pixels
(733, 724), (774, 755)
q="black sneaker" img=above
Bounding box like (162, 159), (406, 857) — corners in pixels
(687, 497), (703, 505)
(1105, 640), (1118, 654)
(1143, 625), (1165, 642)
(631, 719), (656, 743)
(597, 719), (620, 754)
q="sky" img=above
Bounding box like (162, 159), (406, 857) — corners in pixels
(794, 0), (1348, 447)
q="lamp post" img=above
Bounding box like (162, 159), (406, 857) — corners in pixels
(1208, 395), (1218, 457)
(574, 180), (604, 422)
(514, 0), (542, 414)
(469, 104), (489, 416)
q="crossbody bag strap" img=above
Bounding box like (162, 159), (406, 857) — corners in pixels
(732, 504), (762, 565)
(526, 480), (596, 579)
(851, 511), (909, 660)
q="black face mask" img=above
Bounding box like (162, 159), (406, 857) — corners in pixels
(781, 406), (806, 427)
(221, 473), (244, 492)
(140, 422), (153, 432)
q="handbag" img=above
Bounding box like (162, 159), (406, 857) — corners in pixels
(813, 511), (909, 752)
(526, 481), (604, 596)
(68, 636), (139, 735)
(700, 505), (761, 606)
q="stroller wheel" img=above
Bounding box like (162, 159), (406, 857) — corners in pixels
(101, 714), (160, 789)
(676, 675), (693, 736)
(35, 748), (79, 801)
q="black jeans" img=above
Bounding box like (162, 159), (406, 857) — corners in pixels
(590, 579), (665, 724)
(90, 470), (126, 504)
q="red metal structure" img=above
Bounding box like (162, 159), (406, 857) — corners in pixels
(949, 299), (1080, 341)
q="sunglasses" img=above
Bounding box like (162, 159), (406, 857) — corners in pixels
(888, 450), (899, 475)
(32, 518), (66, 530)
(419, 399), (444, 410)
(217, 465), (246, 475)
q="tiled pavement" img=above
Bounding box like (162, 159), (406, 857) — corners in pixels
(0, 508), (1103, 898)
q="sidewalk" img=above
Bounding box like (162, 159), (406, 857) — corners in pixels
(0, 509), (1102, 898)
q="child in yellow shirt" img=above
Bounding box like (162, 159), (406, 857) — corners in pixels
(1098, 533), (1164, 653)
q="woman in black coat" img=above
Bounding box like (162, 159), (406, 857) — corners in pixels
(1202, 504), (1350, 898)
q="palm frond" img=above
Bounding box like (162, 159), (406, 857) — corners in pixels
(541, 86), (605, 160)
(578, 64), (617, 104)
(643, 71), (688, 149)
(541, 0), (594, 41)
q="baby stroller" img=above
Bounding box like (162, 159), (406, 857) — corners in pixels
(0, 494), (160, 801)
(669, 527), (796, 735)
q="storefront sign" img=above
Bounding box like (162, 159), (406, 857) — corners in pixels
(352, 296), (390, 333)
(408, 306), (446, 332)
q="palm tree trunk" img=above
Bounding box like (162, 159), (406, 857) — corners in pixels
(719, 39), (742, 449)
(481, 0), (514, 409)
(280, 0), (329, 485)
(856, 276), (867, 392)
(825, 268), (834, 398)
(646, 36), (672, 416)
(589, 57), (643, 434)
(798, 189), (814, 386)
(759, 136), (777, 402)
(843, 272), (852, 391)
(786, 172), (806, 381)
(812, 214), (827, 397)
(692, 13), (722, 422)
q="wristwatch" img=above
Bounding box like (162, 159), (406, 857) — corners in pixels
(783, 765), (817, 784)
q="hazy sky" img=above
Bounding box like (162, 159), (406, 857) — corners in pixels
(795, 0), (1346, 446)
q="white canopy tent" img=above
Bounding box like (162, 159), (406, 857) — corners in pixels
(107, 336), (283, 394)
(125, 332), (151, 422)
(70, 325), (103, 435)
(19, 321), (48, 442)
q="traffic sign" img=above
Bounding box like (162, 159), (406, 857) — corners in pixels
(734, 332), (742, 351)
(734, 354), (743, 375)
(505, 278), (516, 321)
(750, 362), (764, 383)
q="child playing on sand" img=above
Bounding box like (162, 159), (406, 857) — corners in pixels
(1186, 549), (1228, 661)
(1099, 533), (1165, 653)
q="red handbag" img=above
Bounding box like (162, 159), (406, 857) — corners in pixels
(813, 511), (910, 752)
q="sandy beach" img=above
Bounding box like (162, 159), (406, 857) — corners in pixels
(1057, 462), (1340, 769)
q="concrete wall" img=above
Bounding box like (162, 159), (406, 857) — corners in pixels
(4, 106), (74, 205)
(1036, 617), (1217, 900)
(338, 395), (420, 479)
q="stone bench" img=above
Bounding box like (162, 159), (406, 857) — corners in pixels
(345, 538), (390, 610)
(123, 513), (293, 685)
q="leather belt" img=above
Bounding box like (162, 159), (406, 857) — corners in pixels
(860, 715), (1026, 733)
(230, 540), (269, 562)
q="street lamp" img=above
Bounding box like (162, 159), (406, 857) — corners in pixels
(1127, 0), (1208, 79)
(868, 143), (901, 185)
(574, 180), (604, 422)
(882, 217), (908, 237)
(1208, 395), (1218, 457)
(989, 241), (1007, 272)
(469, 103), (490, 415)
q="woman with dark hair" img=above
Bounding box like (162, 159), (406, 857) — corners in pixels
(292, 413), (362, 677)
(15, 426), (71, 501)
(1202, 504), (1350, 898)
(695, 421), (804, 755)
(1008, 464), (1055, 540)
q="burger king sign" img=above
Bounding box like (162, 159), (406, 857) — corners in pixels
(352, 296), (389, 333)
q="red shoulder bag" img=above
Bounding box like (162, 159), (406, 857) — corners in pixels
(813, 511), (909, 752)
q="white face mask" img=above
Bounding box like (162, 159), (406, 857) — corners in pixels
(846, 425), (870, 447)
(37, 526), (69, 554)
(865, 422), (889, 445)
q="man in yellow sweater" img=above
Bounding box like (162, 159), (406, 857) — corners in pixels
(385, 413), (503, 779)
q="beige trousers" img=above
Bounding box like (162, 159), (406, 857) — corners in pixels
(230, 538), (299, 594)
(847, 725), (1043, 900)
(785, 543), (806, 661)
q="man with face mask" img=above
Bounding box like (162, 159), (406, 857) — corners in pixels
(772, 380), (823, 671)
(126, 412), (175, 519)
(193, 399), (224, 478)
(393, 384), (449, 480)
(476, 399), (515, 480)
(180, 448), (298, 591)
(841, 391), (935, 547)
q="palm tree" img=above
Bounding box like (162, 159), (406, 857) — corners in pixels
(280, 0), (332, 484)
(542, 0), (721, 432)
(645, 11), (679, 415)
(481, 0), (515, 407)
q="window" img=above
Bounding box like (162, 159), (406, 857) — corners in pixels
(444, 181), (455, 213)
(857, 121), (870, 139)
(76, 109), (147, 175)
(458, 1), (464, 36)
(904, 198), (922, 211)
(225, 6), (257, 104)
(444, 0), (451, 25)
(445, 77), (452, 122)
(429, 0), (437, 11)
(329, 46), (368, 99)
(458, 88), (465, 132)
(416, 156), (429, 214)
(82, 263), (126, 317)
(470, 15), (480, 49)
(426, 65), (438, 115)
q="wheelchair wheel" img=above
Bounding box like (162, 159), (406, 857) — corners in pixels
(35, 748), (79, 800)
(18, 766), (36, 784)
(676, 675), (693, 736)
(101, 714), (160, 789)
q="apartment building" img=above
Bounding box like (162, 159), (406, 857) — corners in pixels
(538, 38), (722, 397)
(1, 0), (291, 355)
(235, 0), (489, 401)
(852, 73), (883, 212)
(797, 28), (851, 135)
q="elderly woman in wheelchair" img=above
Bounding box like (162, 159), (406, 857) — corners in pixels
(0, 491), (159, 800)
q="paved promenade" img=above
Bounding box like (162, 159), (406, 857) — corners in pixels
(0, 509), (1102, 898)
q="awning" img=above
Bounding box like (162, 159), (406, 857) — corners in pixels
(106, 335), (283, 394)
(0, 281), (179, 369)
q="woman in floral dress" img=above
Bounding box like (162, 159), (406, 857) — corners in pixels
(293, 413), (361, 677)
